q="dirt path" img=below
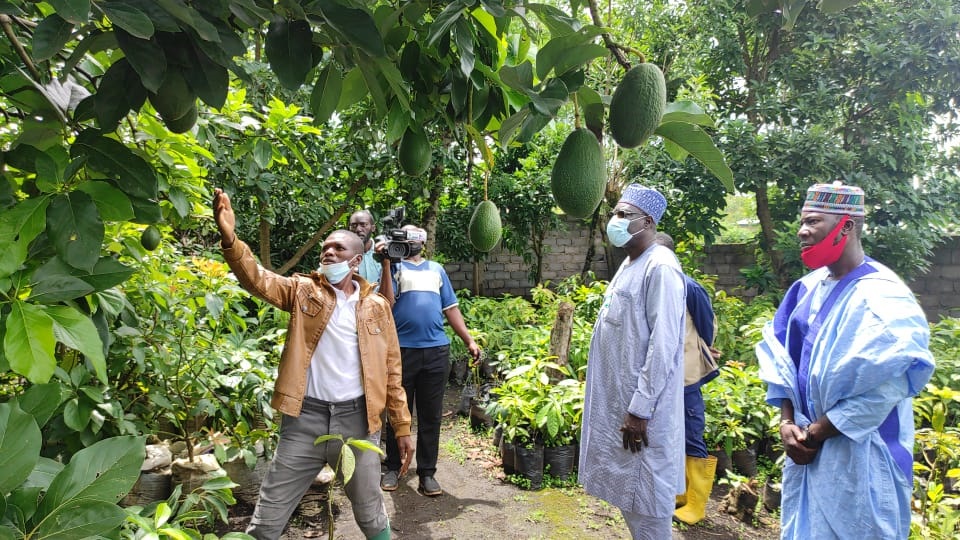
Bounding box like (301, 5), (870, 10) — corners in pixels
(233, 387), (780, 539)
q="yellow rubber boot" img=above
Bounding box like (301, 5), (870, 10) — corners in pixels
(673, 455), (717, 525)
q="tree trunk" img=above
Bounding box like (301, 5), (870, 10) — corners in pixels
(258, 198), (273, 270)
(472, 259), (483, 296)
(754, 182), (787, 286)
(581, 206), (601, 280)
(548, 301), (574, 381)
(420, 163), (444, 257)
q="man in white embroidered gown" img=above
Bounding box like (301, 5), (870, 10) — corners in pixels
(579, 184), (686, 539)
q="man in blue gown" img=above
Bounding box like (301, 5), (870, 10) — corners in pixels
(756, 182), (934, 539)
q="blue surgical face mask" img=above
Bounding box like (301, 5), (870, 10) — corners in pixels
(320, 257), (356, 284)
(606, 216), (646, 248)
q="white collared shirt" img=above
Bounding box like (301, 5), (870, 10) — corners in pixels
(305, 281), (364, 401)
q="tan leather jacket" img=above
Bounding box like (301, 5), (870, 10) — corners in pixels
(222, 239), (411, 438)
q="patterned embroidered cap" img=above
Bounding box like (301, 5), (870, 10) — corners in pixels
(802, 182), (865, 217)
(618, 184), (667, 223)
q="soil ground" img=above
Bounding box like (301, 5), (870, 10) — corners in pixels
(224, 385), (780, 539)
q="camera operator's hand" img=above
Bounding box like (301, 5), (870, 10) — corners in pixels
(374, 238), (389, 265)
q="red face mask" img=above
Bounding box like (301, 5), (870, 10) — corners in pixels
(800, 215), (849, 269)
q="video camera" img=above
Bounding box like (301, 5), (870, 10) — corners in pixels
(373, 207), (426, 262)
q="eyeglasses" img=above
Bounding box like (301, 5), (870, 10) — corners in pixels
(608, 209), (646, 220)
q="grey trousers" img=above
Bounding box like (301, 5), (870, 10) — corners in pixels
(621, 508), (673, 540)
(246, 396), (388, 539)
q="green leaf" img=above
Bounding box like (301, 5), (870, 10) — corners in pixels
(24, 458), (64, 491)
(385, 102), (408, 144)
(0, 195), (49, 245)
(47, 305), (107, 384)
(46, 191), (104, 273)
(28, 274), (95, 304)
(33, 14), (74, 62)
(34, 151), (63, 192)
(310, 63), (342, 125)
(95, 58), (145, 132)
(314, 434), (342, 445)
(465, 125), (493, 169)
(660, 101), (715, 128)
(15, 383), (68, 429)
(63, 397), (92, 430)
(340, 442), (356, 484)
(317, 0), (385, 57)
(155, 0), (219, 41)
(337, 68), (367, 110)
(200, 477), (237, 491)
(525, 3), (581, 37)
(114, 29), (166, 94)
(357, 57), (388, 118)
(577, 86), (604, 136)
(535, 28), (605, 79)
(0, 196), (49, 278)
(818, 0), (860, 14)
(63, 29), (117, 77)
(426, 0), (470, 47)
(4, 300), (57, 383)
(265, 18), (314, 90)
(252, 139), (273, 169)
(497, 107), (529, 146)
(0, 402), (42, 494)
(71, 130), (159, 200)
(181, 38), (229, 109)
(76, 180), (135, 221)
(654, 122), (734, 192)
(47, 0), (90, 24)
(346, 438), (384, 455)
(99, 1), (154, 39)
(374, 57), (410, 113)
(166, 186), (188, 218)
(745, 0), (779, 17)
(454, 18), (475, 77)
(499, 61), (534, 92)
(38, 435), (145, 518)
(526, 78), (567, 117)
(35, 499), (127, 539)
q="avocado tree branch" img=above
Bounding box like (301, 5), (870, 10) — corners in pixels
(585, 0), (643, 70)
(1, 14), (42, 81)
(275, 173), (369, 275)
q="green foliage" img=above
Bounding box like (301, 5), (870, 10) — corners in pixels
(912, 385), (960, 539)
(487, 356), (584, 448)
(703, 363), (777, 454)
(110, 241), (282, 456)
(929, 318), (960, 399)
(121, 478), (251, 540)
(711, 291), (777, 366)
(1, 401), (145, 540)
(312, 433), (384, 540)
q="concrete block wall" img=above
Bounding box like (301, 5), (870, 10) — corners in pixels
(443, 220), (960, 322)
(910, 235), (960, 321)
(444, 216), (608, 296)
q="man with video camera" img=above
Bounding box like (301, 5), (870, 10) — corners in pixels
(348, 209), (391, 290)
(379, 224), (481, 497)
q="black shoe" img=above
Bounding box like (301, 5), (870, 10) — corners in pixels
(418, 475), (442, 496)
(380, 470), (399, 491)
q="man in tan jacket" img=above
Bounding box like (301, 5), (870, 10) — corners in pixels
(213, 188), (413, 540)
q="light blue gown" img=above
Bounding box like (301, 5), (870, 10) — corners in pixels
(756, 258), (934, 539)
(579, 243), (686, 521)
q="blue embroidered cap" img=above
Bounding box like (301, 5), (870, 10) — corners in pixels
(802, 182), (865, 217)
(618, 184), (667, 223)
